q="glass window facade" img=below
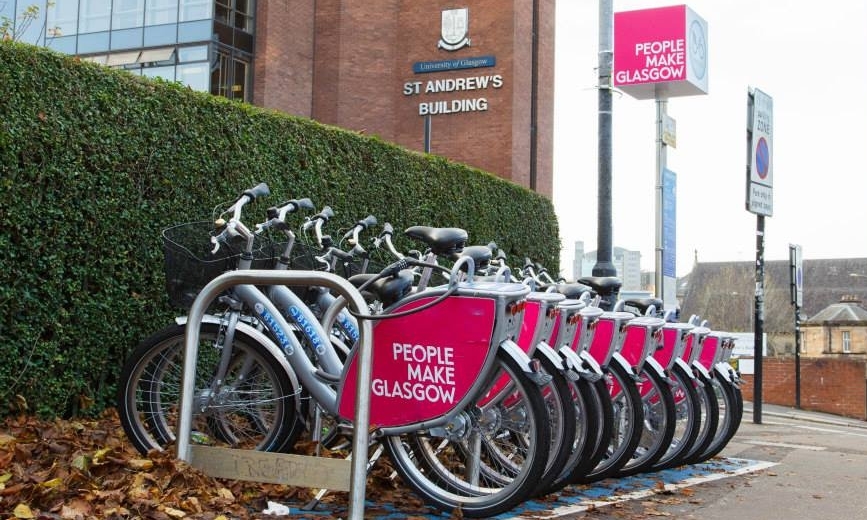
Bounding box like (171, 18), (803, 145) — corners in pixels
(5, 1), (254, 103)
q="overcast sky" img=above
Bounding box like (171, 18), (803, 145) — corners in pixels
(553, 0), (867, 278)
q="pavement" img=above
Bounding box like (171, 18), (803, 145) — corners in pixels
(260, 403), (867, 518)
(745, 401), (867, 429)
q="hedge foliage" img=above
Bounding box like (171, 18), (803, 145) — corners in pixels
(0, 41), (560, 418)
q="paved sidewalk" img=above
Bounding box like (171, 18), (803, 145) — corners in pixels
(745, 401), (867, 429)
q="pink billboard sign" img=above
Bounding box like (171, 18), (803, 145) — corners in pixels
(613, 4), (708, 100)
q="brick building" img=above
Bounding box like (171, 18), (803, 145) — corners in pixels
(256, 1), (555, 197)
(6, 1), (554, 197)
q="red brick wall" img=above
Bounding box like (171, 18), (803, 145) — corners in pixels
(253, 0), (315, 117)
(257, 1), (554, 197)
(740, 357), (867, 420)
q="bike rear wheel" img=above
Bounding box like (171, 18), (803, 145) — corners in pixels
(117, 322), (304, 455)
(383, 348), (551, 518)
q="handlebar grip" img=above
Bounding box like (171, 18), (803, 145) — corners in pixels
(243, 182), (270, 202)
(381, 222), (394, 237)
(319, 205), (335, 221)
(295, 198), (315, 211)
(359, 214), (378, 229)
(523, 257), (534, 269)
(331, 247), (355, 261)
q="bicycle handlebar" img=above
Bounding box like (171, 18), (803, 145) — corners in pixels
(212, 183), (270, 253)
(342, 214), (378, 243)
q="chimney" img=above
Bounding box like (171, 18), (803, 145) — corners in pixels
(840, 294), (862, 304)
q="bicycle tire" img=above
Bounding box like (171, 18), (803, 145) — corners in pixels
(531, 352), (579, 497)
(546, 375), (606, 492)
(117, 322), (304, 455)
(651, 363), (701, 470)
(574, 361), (643, 483)
(678, 368), (719, 465)
(616, 365), (676, 477)
(693, 375), (742, 462)
(383, 348), (551, 518)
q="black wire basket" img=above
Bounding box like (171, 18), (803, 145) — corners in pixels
(162, 221), (284, 309)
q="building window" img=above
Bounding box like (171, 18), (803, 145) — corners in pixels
(80, 0), (112, 33)
(210, 46), (250, 101)
(113, 0), (145, 30)
(215, 0), (254, 33)
(47, 1), (80, 38)
(145, 0), (178, 26)
(179, 0), (211, 22)
(842, 331), (851, 353)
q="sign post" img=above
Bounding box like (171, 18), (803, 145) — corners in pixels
(789, 244), (803, 409)
(746, 87), (773, 424)
(613, 5), (708, 306)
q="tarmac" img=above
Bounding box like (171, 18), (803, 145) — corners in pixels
(263, 402), (867, 518)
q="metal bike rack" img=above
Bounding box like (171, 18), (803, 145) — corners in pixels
(177, 270), (374, 520)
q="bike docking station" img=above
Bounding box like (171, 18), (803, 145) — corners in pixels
(176, 269), (374, 520)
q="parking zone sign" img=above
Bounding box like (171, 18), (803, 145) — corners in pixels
(746, 88), (773, 216)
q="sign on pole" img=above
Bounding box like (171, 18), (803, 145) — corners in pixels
(789, 244), (803, 307)
(613, 5), (708, 99)
(746, 88), (773, 216)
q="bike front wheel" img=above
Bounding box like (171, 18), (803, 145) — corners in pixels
(117, 321), (304, 455)
(691, 374), (742, 462)
(651, 363), (701, 471)
(383, 348), (551, 518)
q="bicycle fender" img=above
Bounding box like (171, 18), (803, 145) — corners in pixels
(578, 350), (605, 377)
(712, 362), (734, 384)
(557, 347), (603, 382)
(691, 360), (712, 381)
(673, 357), (697, 380)
(174, 314), (303, 407)
(501, 339), (553, 386)
(534, 341), (566, 373)
(643, 356), (668, 381)
(610, 352), (639, 381)
(720, 361), (743, 385)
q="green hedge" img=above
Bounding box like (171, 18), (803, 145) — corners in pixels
(0, 41), (560, 418)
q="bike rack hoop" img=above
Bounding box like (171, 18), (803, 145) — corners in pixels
(177, 269), (373, 520)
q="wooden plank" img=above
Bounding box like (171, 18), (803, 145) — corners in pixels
(189, 445), (352, 491)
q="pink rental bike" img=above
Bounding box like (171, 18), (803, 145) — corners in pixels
(680, 325), (743, 464)
(122, 185), (553, 518)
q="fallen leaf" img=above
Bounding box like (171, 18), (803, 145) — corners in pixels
(0, 434), (15, 447)
(127, 458), (154, 471)
(13, 503), (34, 519)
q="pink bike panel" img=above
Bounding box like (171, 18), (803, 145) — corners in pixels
(655, 327), (679, 368)
(699, 335), (719, 368)
(516, 300), (541, 353)
(588, 318), (615, 363)
(338, 295), (496, 427)
(682, 334), (694, 363)
(620, 325), (648, 367)
(547, 313), (561, 347)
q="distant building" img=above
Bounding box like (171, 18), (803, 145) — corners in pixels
(680, 258), (867, 356)
(572, 241), (642, 291)
(802, 295), (867, 357)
